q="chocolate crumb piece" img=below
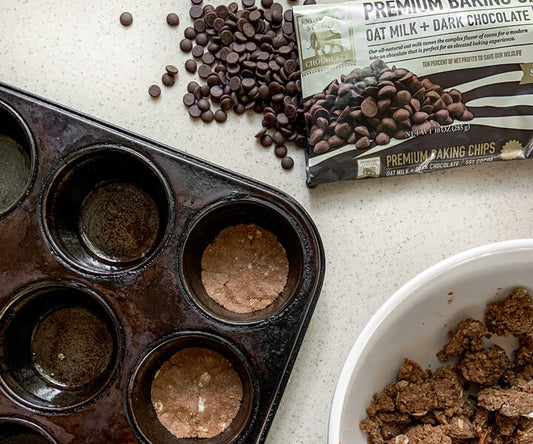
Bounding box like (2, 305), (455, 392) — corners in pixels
(397, 358), (431, 383)
(151, 347), (243, 439)
(513, 335), (533, 381)
(437, 317), (489, 361)
(478, 379), (533, 418)
(201, 224), (288, 313)
(386, 424), (452, 444)
(458, 345), (510, 386)
(361, 287), (533, 444)
(486, 287), (533, 337)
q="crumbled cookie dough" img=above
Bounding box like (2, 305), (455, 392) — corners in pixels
(486, 287), (533, 337)
(437, 318), (489, 361)
(151, 347), (243, 439)
(478, 379), (533, 418)
(361, 287), (533, 444)
(458, 345), (510, 386)
(201, 224), (289, 313)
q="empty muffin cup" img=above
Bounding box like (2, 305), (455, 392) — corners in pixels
(0, 417), (57, 444)
(179, 198), (304, 324)
(0, 281), (123, 413)
(0, 102), (36, 217)
(127, 332), (255, 444)
(41, 145), (172, 274)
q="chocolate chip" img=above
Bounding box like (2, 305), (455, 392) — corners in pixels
(148, 84), (161, 98)
(166, 13), (179, 26)
(215, 5), (229, 18)
(226, 52), (240, 65)
(260, 134), (273, 147)
(194, 19), (206, 33)
(162, 73), (175, 87)
(241, 0), (255, 7)
(281, 156), (294, 169)
(183, 93), (195, 106)
(261, 0), (273, 6)
(189, 5), (203, 19)
(191, 45), (204, 58)
(189, 104), (202, 118)
(119, 12), (133, 26)
(215, 109), (227, 122)
(166, 65), (178, 75)
(187, 81), (199, 93)
(185, 59), (197, 73)
(201, 110), (214, 123)
(198, 64), (212, 79)
(202, 52), (215, 65)
(274, 144), (287, 158)
(184, 27), (196, 39)
(196, 32), (209, 46)
(197, 98), (211, 111)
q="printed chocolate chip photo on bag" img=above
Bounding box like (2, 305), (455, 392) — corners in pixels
(293, 1), (533, 186)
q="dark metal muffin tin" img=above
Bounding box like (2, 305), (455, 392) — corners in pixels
(0, 82), (325, 443)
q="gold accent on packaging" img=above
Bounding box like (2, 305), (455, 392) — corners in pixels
(519, 63), (533, 85)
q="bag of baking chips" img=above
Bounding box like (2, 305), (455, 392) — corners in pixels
(293, 1), (533, 186)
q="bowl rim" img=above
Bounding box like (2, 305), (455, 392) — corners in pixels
(328, 238), (533, 444)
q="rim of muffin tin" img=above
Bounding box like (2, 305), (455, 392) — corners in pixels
(39, 144), (175, 277)
(178, 196), (306, 326)
(0, 416), (58, 443)
(0, 280), (124, 414)
(0, 100), (38, 219)
(127, 331), (257, 444)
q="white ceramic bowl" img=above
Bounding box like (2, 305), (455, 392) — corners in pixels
(329, 239), (533, 444)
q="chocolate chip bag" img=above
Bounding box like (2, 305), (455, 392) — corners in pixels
(293, 1), (533, 186)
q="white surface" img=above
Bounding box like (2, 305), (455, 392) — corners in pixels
(329, 239), (533, 444)
(0, 1), (532, 443)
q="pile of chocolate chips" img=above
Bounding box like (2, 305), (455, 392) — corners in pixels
(179, 0), (316, 170)
(304, 59), (474, 155)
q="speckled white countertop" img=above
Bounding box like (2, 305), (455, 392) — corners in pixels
(1, 1), (532, 443)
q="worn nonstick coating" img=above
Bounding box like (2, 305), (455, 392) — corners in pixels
(0, 82), (325, 444)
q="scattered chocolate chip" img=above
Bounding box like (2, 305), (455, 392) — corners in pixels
(166, 13), (179, 26)
(162, 73), (175, 87)
(274, 145), (287, 158)
(119, 12), (133, 27)
(281, 156), (294, 169)
(148, 84), (161, 98)
(165, 65), (178, 75)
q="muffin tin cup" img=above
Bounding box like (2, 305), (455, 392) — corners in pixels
(180, 198), (304, 325)
(0, 280), (124, 413)
(41, 145), (174, 276)
(0, 82), (325, 443)
(0, 416), (57, 443)
(127, 332), (255, 444)
(0, 101), (37, 218)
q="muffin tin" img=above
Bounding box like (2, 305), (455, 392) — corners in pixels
(0, 82), (325, 443)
